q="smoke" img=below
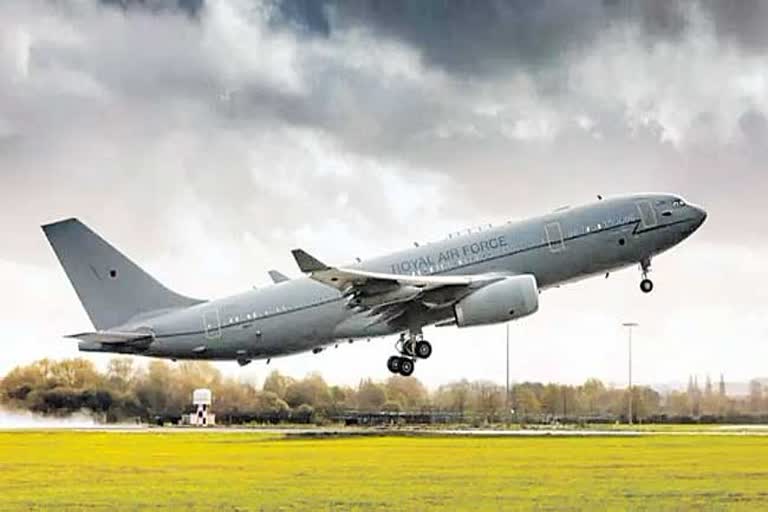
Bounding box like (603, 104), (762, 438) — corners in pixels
(0, 406), (102, 429)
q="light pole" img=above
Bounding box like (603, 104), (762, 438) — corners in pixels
(505, 323), (510, 415)
(622, 322), (638, 425)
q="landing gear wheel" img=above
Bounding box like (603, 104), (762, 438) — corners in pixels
(415, 340), (432, 359)
(398, 358), (415, 377)
(640, 278), (654, 294)
(387, 355), (402, 374)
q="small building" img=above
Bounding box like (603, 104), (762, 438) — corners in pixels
(187, 388), (215, 427)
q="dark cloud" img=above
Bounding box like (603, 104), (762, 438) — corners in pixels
(94, 0), (768, 69)
(703, 0), (768, 52)
(99, 0), (204, 15)
(1, 0), (767, 269)
(264, 0), (728, 81)
(259, 0), (676, 80)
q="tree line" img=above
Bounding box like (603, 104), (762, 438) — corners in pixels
(1, 358), (767, 424)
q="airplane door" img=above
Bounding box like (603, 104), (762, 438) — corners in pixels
(203, 309), (221, 339)
(545, 222), (566, 253)
(636, 201), (658, 229)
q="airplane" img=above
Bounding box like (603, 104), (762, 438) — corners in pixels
(43, 193), (707, 377)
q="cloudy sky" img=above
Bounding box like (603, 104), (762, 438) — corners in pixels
(1, 0), (767, 388)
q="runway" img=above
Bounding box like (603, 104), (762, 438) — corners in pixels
(3, 424), (768, 436)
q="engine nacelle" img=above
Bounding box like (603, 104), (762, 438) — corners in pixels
(454, 275), (539, 327)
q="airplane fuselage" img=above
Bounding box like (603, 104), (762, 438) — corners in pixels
(78, 193), (706, 362)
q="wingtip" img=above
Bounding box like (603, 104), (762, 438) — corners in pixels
(268, 269), (290, 283)
(41, 217), (80, 232)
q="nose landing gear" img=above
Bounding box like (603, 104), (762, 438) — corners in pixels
(387, 332), (431, 377)
(640, 257), (654, 293)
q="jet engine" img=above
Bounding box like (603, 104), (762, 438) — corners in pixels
(453, 275), (539, 327)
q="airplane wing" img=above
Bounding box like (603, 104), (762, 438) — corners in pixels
(291, 249), (501, 314)
(291, 249), (492, 289)
(268, 270), (290, 283)
(65, 331), (154, 345)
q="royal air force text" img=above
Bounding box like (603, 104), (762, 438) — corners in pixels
(390, 235), (508, 274)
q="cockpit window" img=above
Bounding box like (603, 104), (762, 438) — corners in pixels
(672, 199), (686, 208)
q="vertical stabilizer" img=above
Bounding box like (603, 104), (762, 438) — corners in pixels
(42, 218), (203, 330)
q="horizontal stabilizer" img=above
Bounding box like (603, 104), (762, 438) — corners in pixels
(291, 249), (330, 273)
(65, 331), (154, 345)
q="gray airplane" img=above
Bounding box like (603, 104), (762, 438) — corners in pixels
(43, 193), (706, 376)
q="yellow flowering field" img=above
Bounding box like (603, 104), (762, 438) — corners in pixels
(1, 431), (767, 511)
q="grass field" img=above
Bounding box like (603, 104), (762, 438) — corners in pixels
(2, 431), (768, 511)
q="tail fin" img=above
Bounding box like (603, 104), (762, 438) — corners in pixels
(42, 218), (204, 330)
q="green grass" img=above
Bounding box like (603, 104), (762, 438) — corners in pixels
(1, 431), (768, 511)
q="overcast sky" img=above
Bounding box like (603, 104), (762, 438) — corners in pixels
(1, 0), (767, 388)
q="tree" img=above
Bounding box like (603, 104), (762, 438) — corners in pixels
(514, 386), (541, 416)
(381, 401), (401, 413)
(541, 384), (562, 415)
(263, 370), (293, 399)
(327, 385), (354, 415)
(107, 358), (136, 392)
(213, 378), (260, 416)
(0, 361), (49, 404)
(629, 386), (661, 420)
(49, 359), (103, 389)
(292, 404), (314, 424)
(255, 391), (290, 420)
(6, 356), (766, 424)
(356, 379), (386, 411)
(433, 380), (471, 415)
(665, 391), (690, 417)
(384, 376), (428, 409)
(561, 386), (581, 416)
(472, 381), (503, 422)
(176, 362), (222, 391)
(134, 360), (180, 415)
(580, 378), (606, 415)
(284, 373), (331, 410)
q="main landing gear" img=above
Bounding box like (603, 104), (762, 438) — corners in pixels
(387, 332), (431, 377)
(640, 257), (654, 294)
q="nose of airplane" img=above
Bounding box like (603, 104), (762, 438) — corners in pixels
(692, 205), (707, 228)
